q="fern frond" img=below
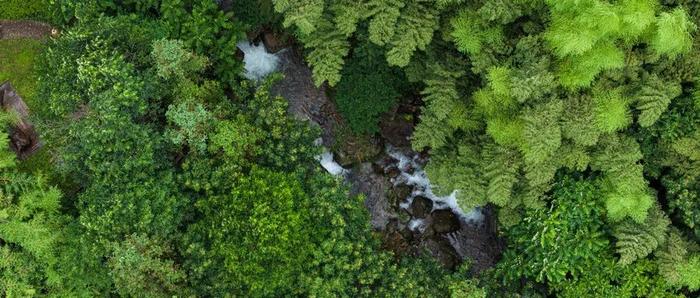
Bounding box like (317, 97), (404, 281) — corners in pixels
(635, 75), (682, 127)
(613, 205), (670, 266)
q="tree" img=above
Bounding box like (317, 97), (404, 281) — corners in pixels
(613, 205), (670, 266)
(0, 115), (66, 296)
(494, 176), (609, 286)
(656, 229), (700, 290)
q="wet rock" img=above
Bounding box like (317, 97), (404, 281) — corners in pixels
(382, 230), (411, 256)
(334, 134), (383, 166)
(410, 196), (433, 218)
(262, 31), (288, 53)
(398, 209), (411, 224)
(379, 112), (414, 148)
(446, 206), (505, 274)
(334, 150), (356, 168)
(372, 162), (385, 174)
(420, 237), (461, 270)
(399, 225), (414, 241)
(431, 209), (460, 234)
(380, 155), (399, 167)
(393, 185), (412, 201)
(384, 165), (401, 178)
(349, 163), (395, 230)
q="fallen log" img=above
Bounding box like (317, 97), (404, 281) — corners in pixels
(0, 81), (41, 159)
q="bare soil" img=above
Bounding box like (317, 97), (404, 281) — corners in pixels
(0, 20), (53, 40)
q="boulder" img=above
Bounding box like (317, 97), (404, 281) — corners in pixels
(262, 31), (287, 53)
(431, 209), (460, 234)
(410, 196), (433, 218)
(419, 237), (461, 270)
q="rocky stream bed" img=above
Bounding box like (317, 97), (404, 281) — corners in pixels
(240, 32), (503, 273)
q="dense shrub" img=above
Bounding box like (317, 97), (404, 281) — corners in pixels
(334, 42), (403, 134)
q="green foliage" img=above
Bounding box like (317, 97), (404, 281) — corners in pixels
(591, 134), (654, 223)
(651, 8), (696, 58)
(107, 234), (186, 297)
(165, 101), (214, 154)
(334, 42), (402, 134)
(184, 168), (315, 296)
(274, 0), (446, 86)
(384, 2), (439, 67)
(0, 0), (49, 20)
(495, 176), (609, 285)
(151, 39), (208, 80)
(613, 205), (670, 266)
(593, 87), (632, 133)
(634, 75), (682, 127)
(519, 100), (563, 164)
(0, 39), (45, 117)
(183, 167), (456, 297)
(165, 0), (245, 88)
(543, 0), (694, 88)
(412, 63), (470, 151)
(231, 0), (280, 30)
(273, 0), (325, 36)
(0, 115), (66, 296)
(656, 229), (700, 290)
(638, 92), (700, 238)
(555, 259), (680, 298)
(15, 0), (700, 297)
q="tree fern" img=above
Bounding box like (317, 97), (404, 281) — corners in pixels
(385, 2), (439, 67)
(450, 9), (503, 55)
(273, 0), (325, 36)
(634, 75), (682, 127)
(366, 0), (404, 45)
(331, 0), (367, 37)
(656, 229), (700, 290)
(671, 130), (700, 161)
(617, 0), (657, 40)
(591, 134), (653, 222)
(613, 205), (670, 266)
(651, 8), (696, 58)
(412, 64), (467, 151)
(487, 66), (513, 97)
(486, 115), (524, 147)
(593, 87), (632, 133)
(561, 94), (601, 146)
(483, 143), (521, 207)
(425, 143), (487, 209)
(544, 1), (621, 58)
(301, 21), (350, 86)
(519, 100), (563, 165)
(557, 40), (625, 88)
(556, 141), (590, 172)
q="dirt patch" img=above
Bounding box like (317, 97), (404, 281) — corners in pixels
(0, 20), (53, 40)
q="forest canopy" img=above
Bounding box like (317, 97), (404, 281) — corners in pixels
(1, 0), (700, 297)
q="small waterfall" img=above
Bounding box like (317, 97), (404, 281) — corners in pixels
(316, 150), (348, 176)
(313, 141), (484, 224)
(237, 41), (280, 81)
(386, 146), (484, 224)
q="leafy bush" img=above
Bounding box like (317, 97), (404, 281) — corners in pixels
(334, 42), (403, 135)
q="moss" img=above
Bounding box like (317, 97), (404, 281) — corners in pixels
(0, 0), (50, 20)
(0, 39), (52, 175)
(0, 39), (45, 110)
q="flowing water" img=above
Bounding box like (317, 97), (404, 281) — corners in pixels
(237, 41), (280, 81)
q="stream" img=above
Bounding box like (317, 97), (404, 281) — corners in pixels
(237, 36), (502, 272)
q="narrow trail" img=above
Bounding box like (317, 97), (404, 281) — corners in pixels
(0, 20), (53, 40)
